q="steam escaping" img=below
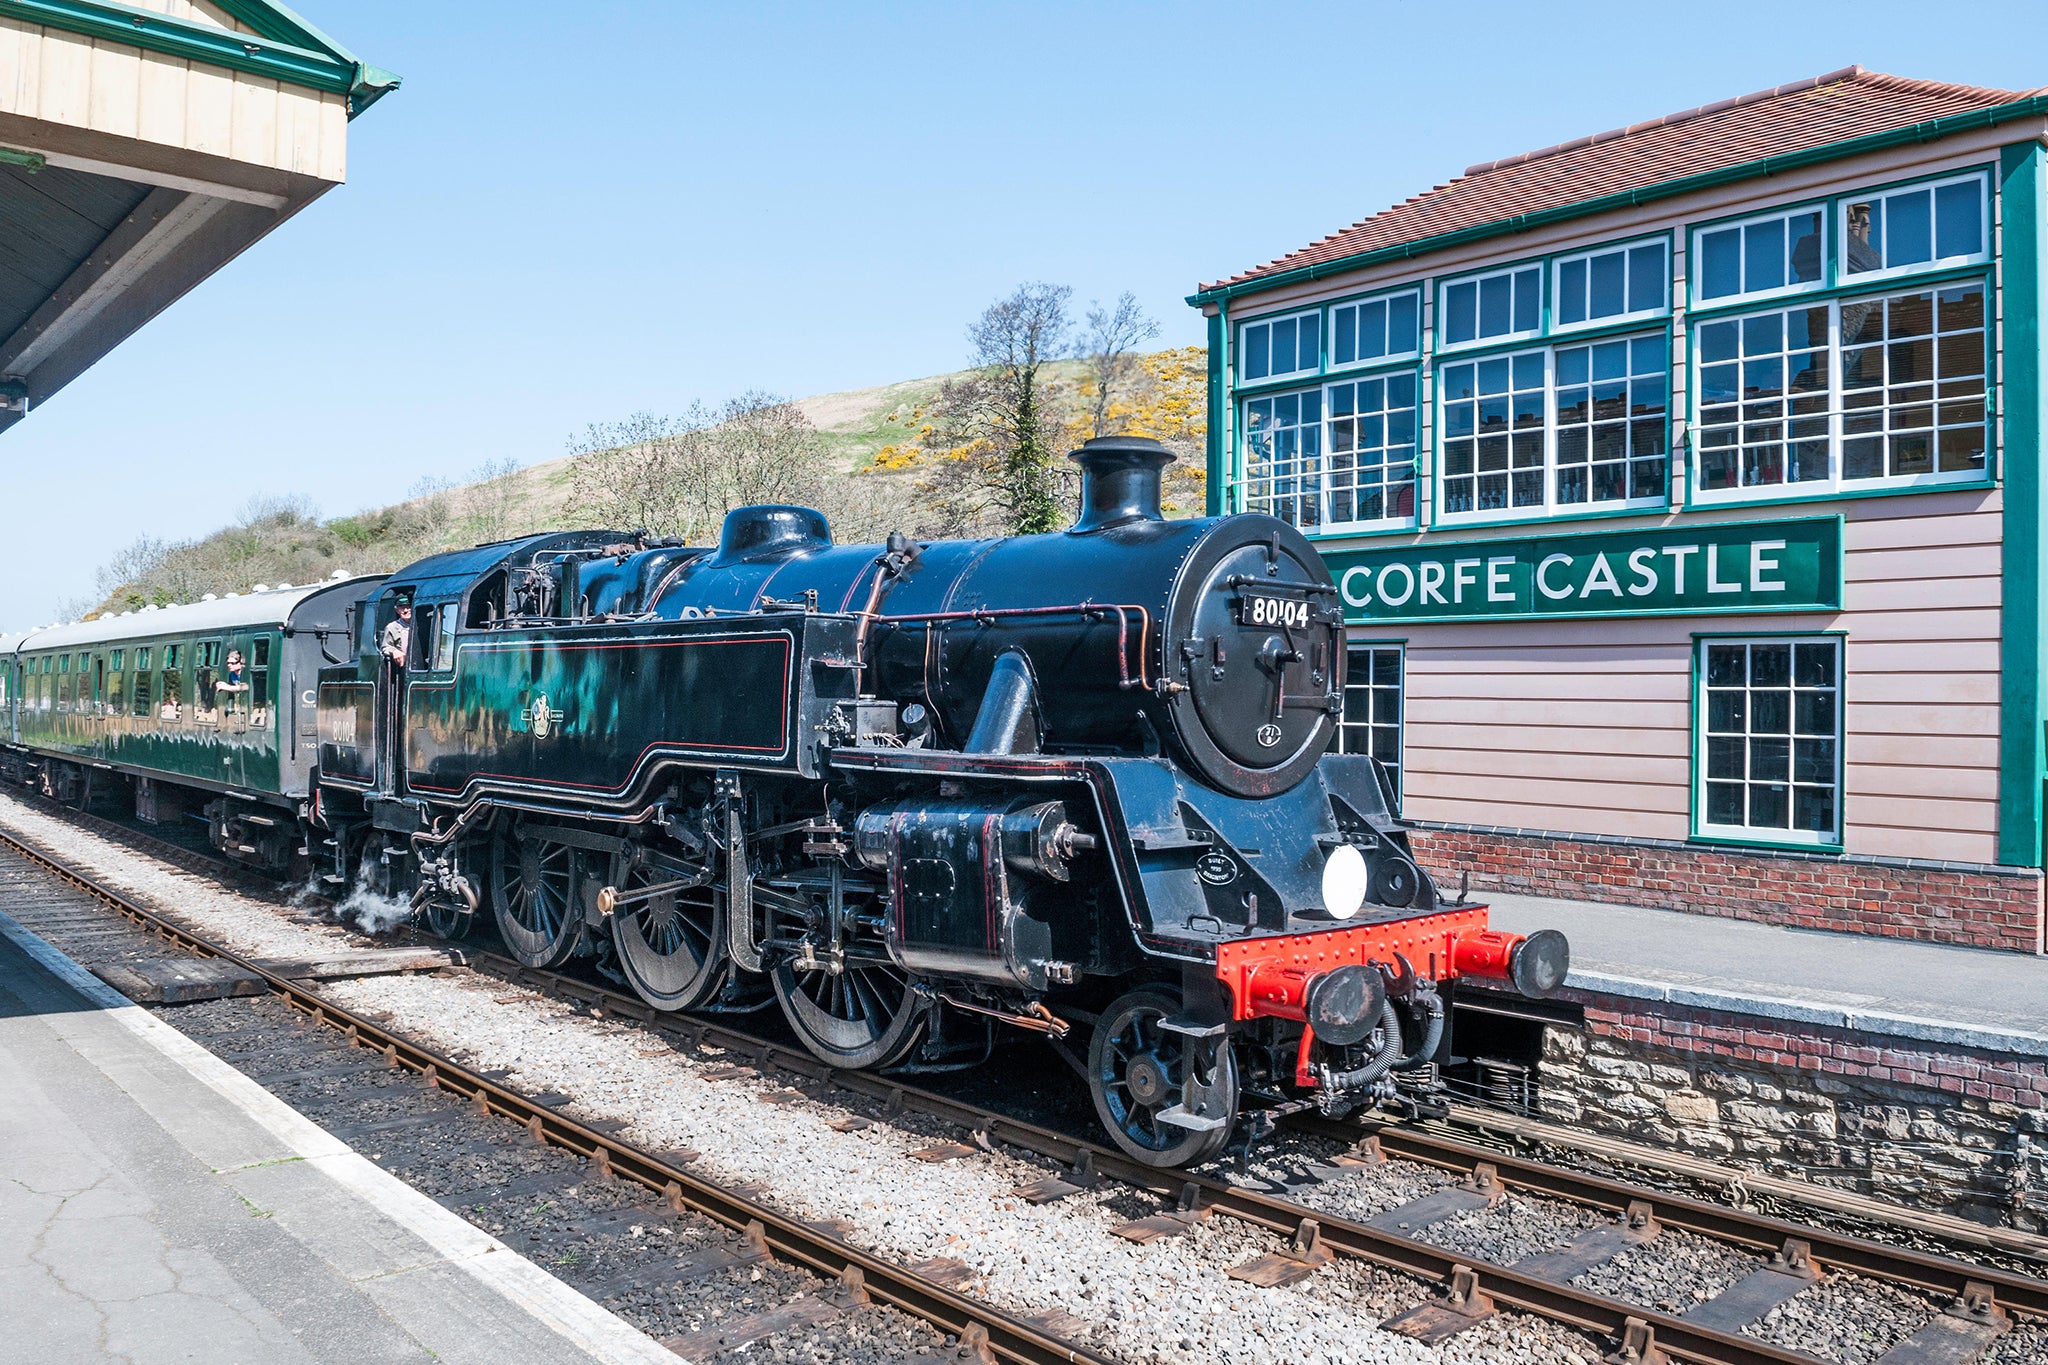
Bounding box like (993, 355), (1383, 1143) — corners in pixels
(328, 857), (417, 936)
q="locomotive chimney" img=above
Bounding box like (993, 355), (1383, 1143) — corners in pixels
(1068, 435), (1175, 534)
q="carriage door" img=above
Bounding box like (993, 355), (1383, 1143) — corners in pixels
(91, 654), (106, 757)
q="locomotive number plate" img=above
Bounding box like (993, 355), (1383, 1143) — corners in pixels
(1237, 590), (1312, 631)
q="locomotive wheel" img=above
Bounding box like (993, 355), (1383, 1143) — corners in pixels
(491, 831), (582, 968)
(1088, 988), (1239, 1168)
(765, 888), (923, 1069)
(613, 864), (727, 1012)
(422, 897), (474, 941)
(771, 954), (924, 1070)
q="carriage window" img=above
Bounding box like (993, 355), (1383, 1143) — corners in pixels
(1339, 644), (1404, 802)
(159, 666), (183, 718)
(107, 662), (123, 710)
(132, 667), (152, 717)
(195, 640), (221, 710)
(252, 637), (271, 709)
(135, 646), (150, 670)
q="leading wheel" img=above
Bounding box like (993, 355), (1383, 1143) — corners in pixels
(1089, 988), (1239, 1168)
(613, 857), (728, 1011)
(491, 829), (582, 968)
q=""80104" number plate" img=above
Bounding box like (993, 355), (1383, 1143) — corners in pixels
(1238, 591), (1311, 630)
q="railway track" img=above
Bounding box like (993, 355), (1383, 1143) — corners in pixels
(4, 799), (2045, 1364)
(0, 826), (1105, 1365)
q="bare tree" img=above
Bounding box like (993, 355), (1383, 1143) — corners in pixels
(566, 394), (834, 543)
(1079, 292), (1160, 437)
(924, 283), (1076, 535)
(459, 456), (525, 545)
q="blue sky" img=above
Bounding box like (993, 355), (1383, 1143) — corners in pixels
(4, 0), (2045, 628)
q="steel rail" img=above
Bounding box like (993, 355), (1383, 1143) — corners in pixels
(0, 829), (1105, 1365)
(466, 953), (1852, 1365)
(10, 800), (2043, 1357)
(1290, 1112), (2048, 1319)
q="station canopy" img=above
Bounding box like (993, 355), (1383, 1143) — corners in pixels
(0, 0), (396, 435)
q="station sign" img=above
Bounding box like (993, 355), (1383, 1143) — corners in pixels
(1321, 516), (1842, 624)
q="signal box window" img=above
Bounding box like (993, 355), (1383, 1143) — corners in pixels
(1239, 311), (1320, 384)
(1694, 206), (1824, 305)
(1339, 644), (1403, 801)
(1554, 239), (1667, 329)
(1842, 172), (1986, 279)
(1440, 264), (1541, 349)
(1330, 290), (1420, 369)
(1697, 637), (1841, 848)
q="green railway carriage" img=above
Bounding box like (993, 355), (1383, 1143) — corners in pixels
(1, 577), (382, 861)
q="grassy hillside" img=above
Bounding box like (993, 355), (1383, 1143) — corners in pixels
(85, 352), (1201, 618)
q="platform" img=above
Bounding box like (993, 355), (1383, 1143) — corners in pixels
(1486, 891), (2048, 1055)
(0, 912), (674, 1365)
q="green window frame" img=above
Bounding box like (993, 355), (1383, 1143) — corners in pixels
(1693, 633), (1845, 852)
(1339, 642), (1404, 804)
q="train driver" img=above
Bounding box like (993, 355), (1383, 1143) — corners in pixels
(381, 598), (412, 669)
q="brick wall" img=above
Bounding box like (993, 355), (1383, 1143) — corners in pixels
(1541, 990), (2048, 1227)
(1412, 824), (2045, 952)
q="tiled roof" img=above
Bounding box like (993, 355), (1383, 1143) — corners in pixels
(1201, 68), (2044, 296)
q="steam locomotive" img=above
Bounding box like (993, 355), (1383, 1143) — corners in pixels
(3, 437), (1567, 1166)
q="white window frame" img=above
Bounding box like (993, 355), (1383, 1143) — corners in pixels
(1321, 369), (1422, 533)
(1695, 635), (1844, 850)
(1237, 309), (1321, 385)
(1837, 170), (1991, 287)
(1434, 332), (1671, 527)
(1235, 371), (1422, 535)
(1437, 262), (1543, 352)
(1551, 235), (1671, 334)
(1689, 202), (1828, 310)
(1327, 288), (1422, 372)
(1688, 279), (1991, 506)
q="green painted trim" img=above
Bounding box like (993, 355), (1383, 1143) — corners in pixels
(1687, 832), (1846, 855)
(1688, 629), (1848, 853)
(1686, 475), (1995, 513)
(1234, 305), (1322, 388)
(1189, 99), (2048, 308)
(1300, 520), (1423, 545)
(1205, 310), (1224, 516)
(1685, 262), (1993, 324)
(0, 145), (45, 172)
(1997, 141), (2046, 868)
(1426, 499), (1673, 537)
(1, 0), (399, 114)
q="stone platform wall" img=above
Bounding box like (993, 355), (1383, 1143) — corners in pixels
(1533, 989), (2048, 1229)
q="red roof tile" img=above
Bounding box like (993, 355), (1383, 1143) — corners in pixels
(1202, 68), (2044, 295)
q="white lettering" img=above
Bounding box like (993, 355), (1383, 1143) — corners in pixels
(1579, 552), (1623, 598)
(1707, 543), (1742, 594)
(1750, 539), (1786, 593)
(1662, 544), (1699, 594)
(1452, 558), (1480, 604)
(1486, 557), (1516, 603)
(1536, 553), (1575, 600)
(1378, 562), (1416, 607)
(1419, 561), (1448, 606)
(1340, 565), (1373, 608)
(1626, 547), (1658, 597)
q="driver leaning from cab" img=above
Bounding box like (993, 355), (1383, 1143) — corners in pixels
(381, 597), (412, 669)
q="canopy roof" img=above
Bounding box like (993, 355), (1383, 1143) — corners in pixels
(1, 0), (398, 434)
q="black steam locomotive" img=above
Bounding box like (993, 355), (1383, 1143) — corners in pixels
(305, 436), (1568, 1164)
